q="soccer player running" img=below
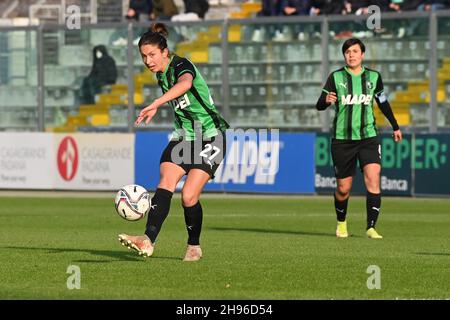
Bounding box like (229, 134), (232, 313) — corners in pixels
(315, 38), (402, 239)
(119, 23), (229, 261)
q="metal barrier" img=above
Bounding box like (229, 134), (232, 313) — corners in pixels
(0, 10), (449, 133)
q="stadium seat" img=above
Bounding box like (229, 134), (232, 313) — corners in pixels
(229, 2), (261, 19)
(189, 42), (209, 63)
(225, 25), (245, 43)
(375, 102), (410, 126)
(90, 114), (110, 126)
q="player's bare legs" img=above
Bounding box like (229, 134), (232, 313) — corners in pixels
(182, 169), (210, 207)
(363, 163), (383, 238)
(181, 169), (211, 261)
(335, 176), (352, 201)
(363, 163), (381, 194)
(119, 162), (185, 257)
(157, 162), (187, 193)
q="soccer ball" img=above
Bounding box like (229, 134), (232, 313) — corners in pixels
(115, 184), (150, 221)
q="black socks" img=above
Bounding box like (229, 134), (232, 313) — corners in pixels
(183, 201), (203, 246)
(144, 189), (204, 246)
(145, 188), (173, 243)
(366, 191), (381, 230)
(334, 193), (349, 222)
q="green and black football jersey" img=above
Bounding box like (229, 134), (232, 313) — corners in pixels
(322, 66), (385, 140)
(156, 55), (229, 141)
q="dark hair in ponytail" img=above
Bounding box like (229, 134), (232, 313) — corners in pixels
(138, 23), (169, 51)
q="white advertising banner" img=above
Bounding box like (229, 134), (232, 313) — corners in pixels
(0, 133), (54, 189)
(53, 133), (135, 190)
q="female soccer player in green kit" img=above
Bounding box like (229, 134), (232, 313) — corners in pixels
(119, 23), (229, 261)
(316, 38), (402, 239)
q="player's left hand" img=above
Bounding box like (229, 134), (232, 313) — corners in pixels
(393, 129), (402, 142)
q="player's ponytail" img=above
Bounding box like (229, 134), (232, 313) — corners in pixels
(151, 23), (169, 38)
(138, 23), (169, 51)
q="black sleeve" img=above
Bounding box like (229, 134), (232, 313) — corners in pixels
(174, 57), (196, 81)
(374, 74), (400, 131)
(374, 71), (384, 95)
(316, 73), (336, 111)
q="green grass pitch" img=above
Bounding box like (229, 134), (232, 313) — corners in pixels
(0, 194), (449, 300)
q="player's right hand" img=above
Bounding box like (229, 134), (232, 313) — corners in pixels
(326, 92), (337, 105)
(135, 104), (158, 125)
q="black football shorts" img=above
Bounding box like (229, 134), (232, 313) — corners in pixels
(160, 132), (226, 179)
(331, 136), (381, 179)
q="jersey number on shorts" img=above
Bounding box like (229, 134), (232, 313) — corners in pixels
(199, 144), (220, 168)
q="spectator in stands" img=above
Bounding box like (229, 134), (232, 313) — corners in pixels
(310, 0), (346, 38)
(419, 0), (450, 11)
(115, 1), (152, 46)
(367, 0), (399, 36)
(126, 0), (153, 22)
(80, 45), (118, 105)
(337, 0), (394, 14)
(369, 0), (392, 11)
(252, 0), (284, 41)
(280, 1), (312, 40)
(387, 0), (426, 37)
(388, 0), (425, 12)
(184, 0), (210, 19)
(257, 0), (284, 16)
(170, 0), (210, 44)
(344, 0), (393, 35)
(340, 1), (372, 38)
(152, 0), (179, 20)
(343, 0), (370, 15)
(310, 1), (348, 39)
(309, 0), (345, 15)
(171, 0), (210, 21)
(281, 0), (311, 16)
(404, 0), (450, 37)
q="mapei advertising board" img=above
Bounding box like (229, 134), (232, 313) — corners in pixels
(135, 131), (316, 194)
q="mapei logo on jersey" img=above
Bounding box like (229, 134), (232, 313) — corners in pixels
(57, 136), (79, 181)
(341, 94), (373, 105)
(171, 93), (191, 110)
(213, 129), (280, 185)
